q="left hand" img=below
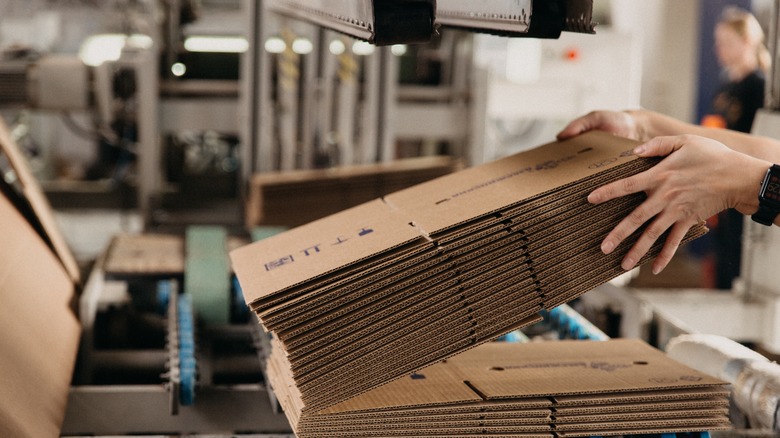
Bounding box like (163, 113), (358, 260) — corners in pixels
(590, 134), (767, 274)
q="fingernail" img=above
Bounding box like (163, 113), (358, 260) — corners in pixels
(601, 240), (615, 254)
(633, 145), (645, 155)
(652, 265), (662, 275)
(621, 257), (635, 271)
(588, 192), (601, 204)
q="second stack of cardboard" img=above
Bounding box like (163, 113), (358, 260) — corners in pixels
(272, 339), (730, 437)
(231, 132), (710, 418)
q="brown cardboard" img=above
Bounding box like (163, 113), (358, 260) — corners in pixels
(0, 190), (80, 437)
(103, 233), (185, 277)
(382, 132), (643, 236)
(253, 238), (438, 315)
(246, 156), (462, 228)
(281, 276), (463, 353)
(233, 131), (641, 307)
(553, 407), (729, 423)
(553, 387), (731, 406)
(231, 131), (713, 423)
(459, 340), (724, 399)
(284, 260), (540, 370)
(433, 158), (652, 244)
(0, 118), (81, 284)
(285, 282), (471, 363)
(288, 340), (729, 438)
(279, 234), (527, 339)
(300, 314), (545, 411)
(274, 232), (536, 338)
(257, 243), (441, 320)
(269, 254), (457, 332)
(289, 290), (542, 376)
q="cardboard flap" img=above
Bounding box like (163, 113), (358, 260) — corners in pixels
(458, 339), (725, 400)
(0, 190), (80, 437)
(232, 198), (428, 305)
(383, 131), (641, 235)
(321, 366), (483, 414)
(0, 117), (80, 284)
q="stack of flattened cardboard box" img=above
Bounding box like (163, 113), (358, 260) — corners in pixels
(246, 156), (463, 228)
(231, 131), (718, 435)
(281, 339), (731, 437)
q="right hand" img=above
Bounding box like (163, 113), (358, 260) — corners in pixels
(557, 110), (645, 141)
(589, 134), (766, 275)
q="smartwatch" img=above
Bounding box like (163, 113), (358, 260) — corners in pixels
(751, 164), (780, 226)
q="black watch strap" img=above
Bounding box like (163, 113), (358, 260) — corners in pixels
(751, 164), (780, 226)
(752, 203), (779, 226)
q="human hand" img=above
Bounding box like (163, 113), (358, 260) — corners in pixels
(589, 135), (767, 275)
(557, 110), (646, 141)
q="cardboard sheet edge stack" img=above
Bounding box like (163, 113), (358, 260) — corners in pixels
(294, 339), (731, 437)
(230, 131), (713, 433)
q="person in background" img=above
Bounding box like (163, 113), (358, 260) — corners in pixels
(700, 7), (771, 289)
(557, 109), (780, 276)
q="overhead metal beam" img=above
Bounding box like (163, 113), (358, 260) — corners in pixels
(437, 0), (595, 38)
(264, 0), (437, 45)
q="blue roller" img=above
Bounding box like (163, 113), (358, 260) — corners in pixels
(496, 330), (530, 343)
(177, 294), (197, 406)
(541, 304), (608, 341)
(156, 280), (173, 315)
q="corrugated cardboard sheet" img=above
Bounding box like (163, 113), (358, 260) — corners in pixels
(0, 118), (81, 437)
(231, 131), (715, 434)
(247, 156), (462, 228)
(292, 340), (729, 438)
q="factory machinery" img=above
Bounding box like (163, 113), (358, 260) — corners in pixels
(60, 226), (293, 435)
(3, 0), (779, 436)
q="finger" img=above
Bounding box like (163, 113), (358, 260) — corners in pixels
(588, 171), (648, 205)
(633, 135), (686, 158)
(600, 200), (661, 256)
(620, 212), (677, 271)
(556, 114), (599, 140)
(651, 222), (690, 275)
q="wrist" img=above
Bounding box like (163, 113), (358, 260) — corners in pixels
(735, 158), (773, 216)
(624, 109), (651, 142)
(749, 162), (780, 226)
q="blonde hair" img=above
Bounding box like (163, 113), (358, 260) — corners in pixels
(719, 6), (772, 74)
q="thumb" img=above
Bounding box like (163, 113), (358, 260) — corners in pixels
(633, 136), (685, 158)
(557, 117), (599, 140)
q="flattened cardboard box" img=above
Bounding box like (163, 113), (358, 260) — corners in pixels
(247, 156), (462, 228)
(0, 117), (81, 438)
(231, 131), (710, 416)
(232, 131), (647, 308)
(266, 214), (700, 408)
(291, 340), (729, 438)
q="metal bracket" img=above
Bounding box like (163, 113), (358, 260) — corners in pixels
(264, 0), (436, 45)
(437, 0), (595, 38)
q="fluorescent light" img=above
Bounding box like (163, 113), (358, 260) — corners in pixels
(78, 33), (155, 67)
(329, 40), (346, 56)
(184, 36), (249, 53)
(171, 62), (187, 77)
(265, 37), (286, 54)
(292, 38), (313, 55)
(352, 41), (375, 56)
(391, 44), (408, 56)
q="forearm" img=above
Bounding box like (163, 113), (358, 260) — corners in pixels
(628, 109), (780, 163)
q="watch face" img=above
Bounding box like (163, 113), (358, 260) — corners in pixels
(762, 168), (780, 205)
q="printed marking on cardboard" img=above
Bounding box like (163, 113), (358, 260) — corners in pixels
(264, 227), (375, 272)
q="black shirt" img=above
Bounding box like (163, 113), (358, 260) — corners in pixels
(709, 70), (765, 133)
